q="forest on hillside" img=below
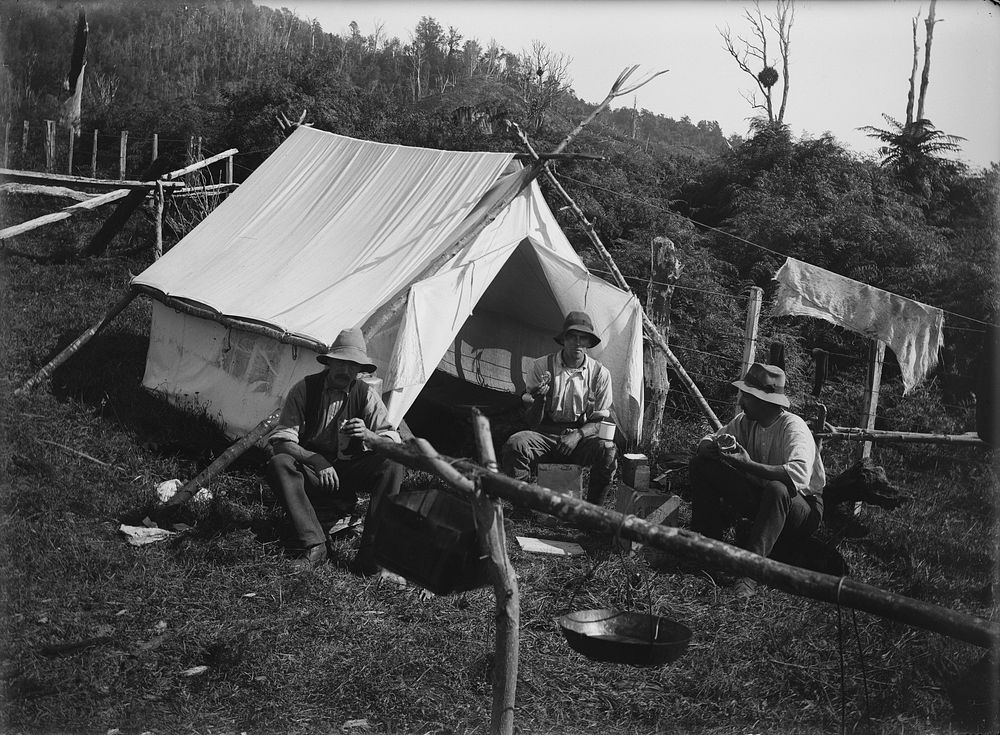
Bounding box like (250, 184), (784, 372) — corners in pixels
(1, 0), (997, 437)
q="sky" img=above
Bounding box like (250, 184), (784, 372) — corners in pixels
(261, 0), (1000, 168)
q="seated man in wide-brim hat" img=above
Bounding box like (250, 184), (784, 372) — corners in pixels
(689, 362), (825, 597)
(265, 327), (403, 574)
(500, 310), (618, 506)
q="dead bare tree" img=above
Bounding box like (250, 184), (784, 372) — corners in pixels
(518, 41), (572, 132)
(911, 0), (939, 125)
(720, 0), (794, 125)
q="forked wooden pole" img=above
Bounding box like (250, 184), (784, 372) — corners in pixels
(470, 410), (519, 735)
(15, 288), (137, 395)
(370, 437), (999, 650)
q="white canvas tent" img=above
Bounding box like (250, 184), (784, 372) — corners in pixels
(132, 127), (645, 442)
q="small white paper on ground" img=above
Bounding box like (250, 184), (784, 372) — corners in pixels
(516, 536), (586, 556)
(341, 719), (370, 731)
(179, 665), (208, 677)
(155, 479), (183, 502)
(119, 524), (176, 546)
(154, 479), (212, 503)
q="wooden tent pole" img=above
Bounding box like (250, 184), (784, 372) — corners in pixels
(470, 410), (519, 735)
(509, 122), (721, 430)
(370, 437), (999, 649)
(15, 288), (137, 395)
(362, 66), (666, 341)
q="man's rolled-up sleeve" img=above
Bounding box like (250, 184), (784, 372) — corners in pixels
(590, 364), (614, 420)
(781, 422), (817, 494)
(268, 381), (307, 446)
(364, 390), (401, 444)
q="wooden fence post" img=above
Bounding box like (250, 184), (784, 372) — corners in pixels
(119, 130), (128, 180)
(225, 153), (234, 184)
(44, 120), (56, 171)
(736, 286), (763, 408)
(196, 135), (202, 160)
(151, 132), (158, 163)
(21, 120), (29, 161)
(857, 340), (886, 461)
(3, 120), (9, 168)
(154, 181), (164, 259)
(67, 127), (75, 174)
(91, 129), (98, 178)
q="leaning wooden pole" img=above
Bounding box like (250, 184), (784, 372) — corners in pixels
(510, 122), (721, 429)
(15, 288), (137, 395)
(160, 409), (282, 508)
(370, 438), (999, 650)
(470, 410), (519, 735)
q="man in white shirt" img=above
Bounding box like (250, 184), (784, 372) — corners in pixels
(690, 362), (824, 596)
(500, 311), (617, 505)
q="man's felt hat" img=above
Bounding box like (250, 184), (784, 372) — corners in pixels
(317, 328), (377, 372)
(732, 362), (790, 407)
(554, 310), (601, 347)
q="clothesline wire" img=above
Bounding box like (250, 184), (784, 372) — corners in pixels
(554, 172), (999, 330)
(587, 266), (750, 301)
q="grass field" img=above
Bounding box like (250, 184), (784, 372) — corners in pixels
(1, 192), (997, 734)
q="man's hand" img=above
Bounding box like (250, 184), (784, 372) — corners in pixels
(341, 417), (375, 444)
(530, 371), (552, 399)
(316, 465), (339, 490)
(696, 438), (721, 459)
(555, 429), (583, 457)
(719, 442), (751, 468)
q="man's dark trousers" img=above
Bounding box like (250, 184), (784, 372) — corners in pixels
(266, 451), (404, 552)
(502, 429), (617, 505)
(689, 454), (821, 557)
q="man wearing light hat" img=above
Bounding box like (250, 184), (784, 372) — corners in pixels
(501, 311), (617, 505)
(689, 362), (825, 597)
(266, 328), (403, 572)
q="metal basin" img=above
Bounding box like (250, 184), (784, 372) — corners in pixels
(557, 608), (692, 666)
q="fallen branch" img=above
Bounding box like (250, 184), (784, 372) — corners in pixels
(35, 438), (111, 468)
(370, 436), (999, 650)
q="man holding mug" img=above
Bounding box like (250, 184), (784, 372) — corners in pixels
(500, 311), (618, 506)
(265, 328), (403, 572)
(689, 362), (825, 597)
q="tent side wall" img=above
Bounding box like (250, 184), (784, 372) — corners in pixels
(143, 301), (325, 435)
